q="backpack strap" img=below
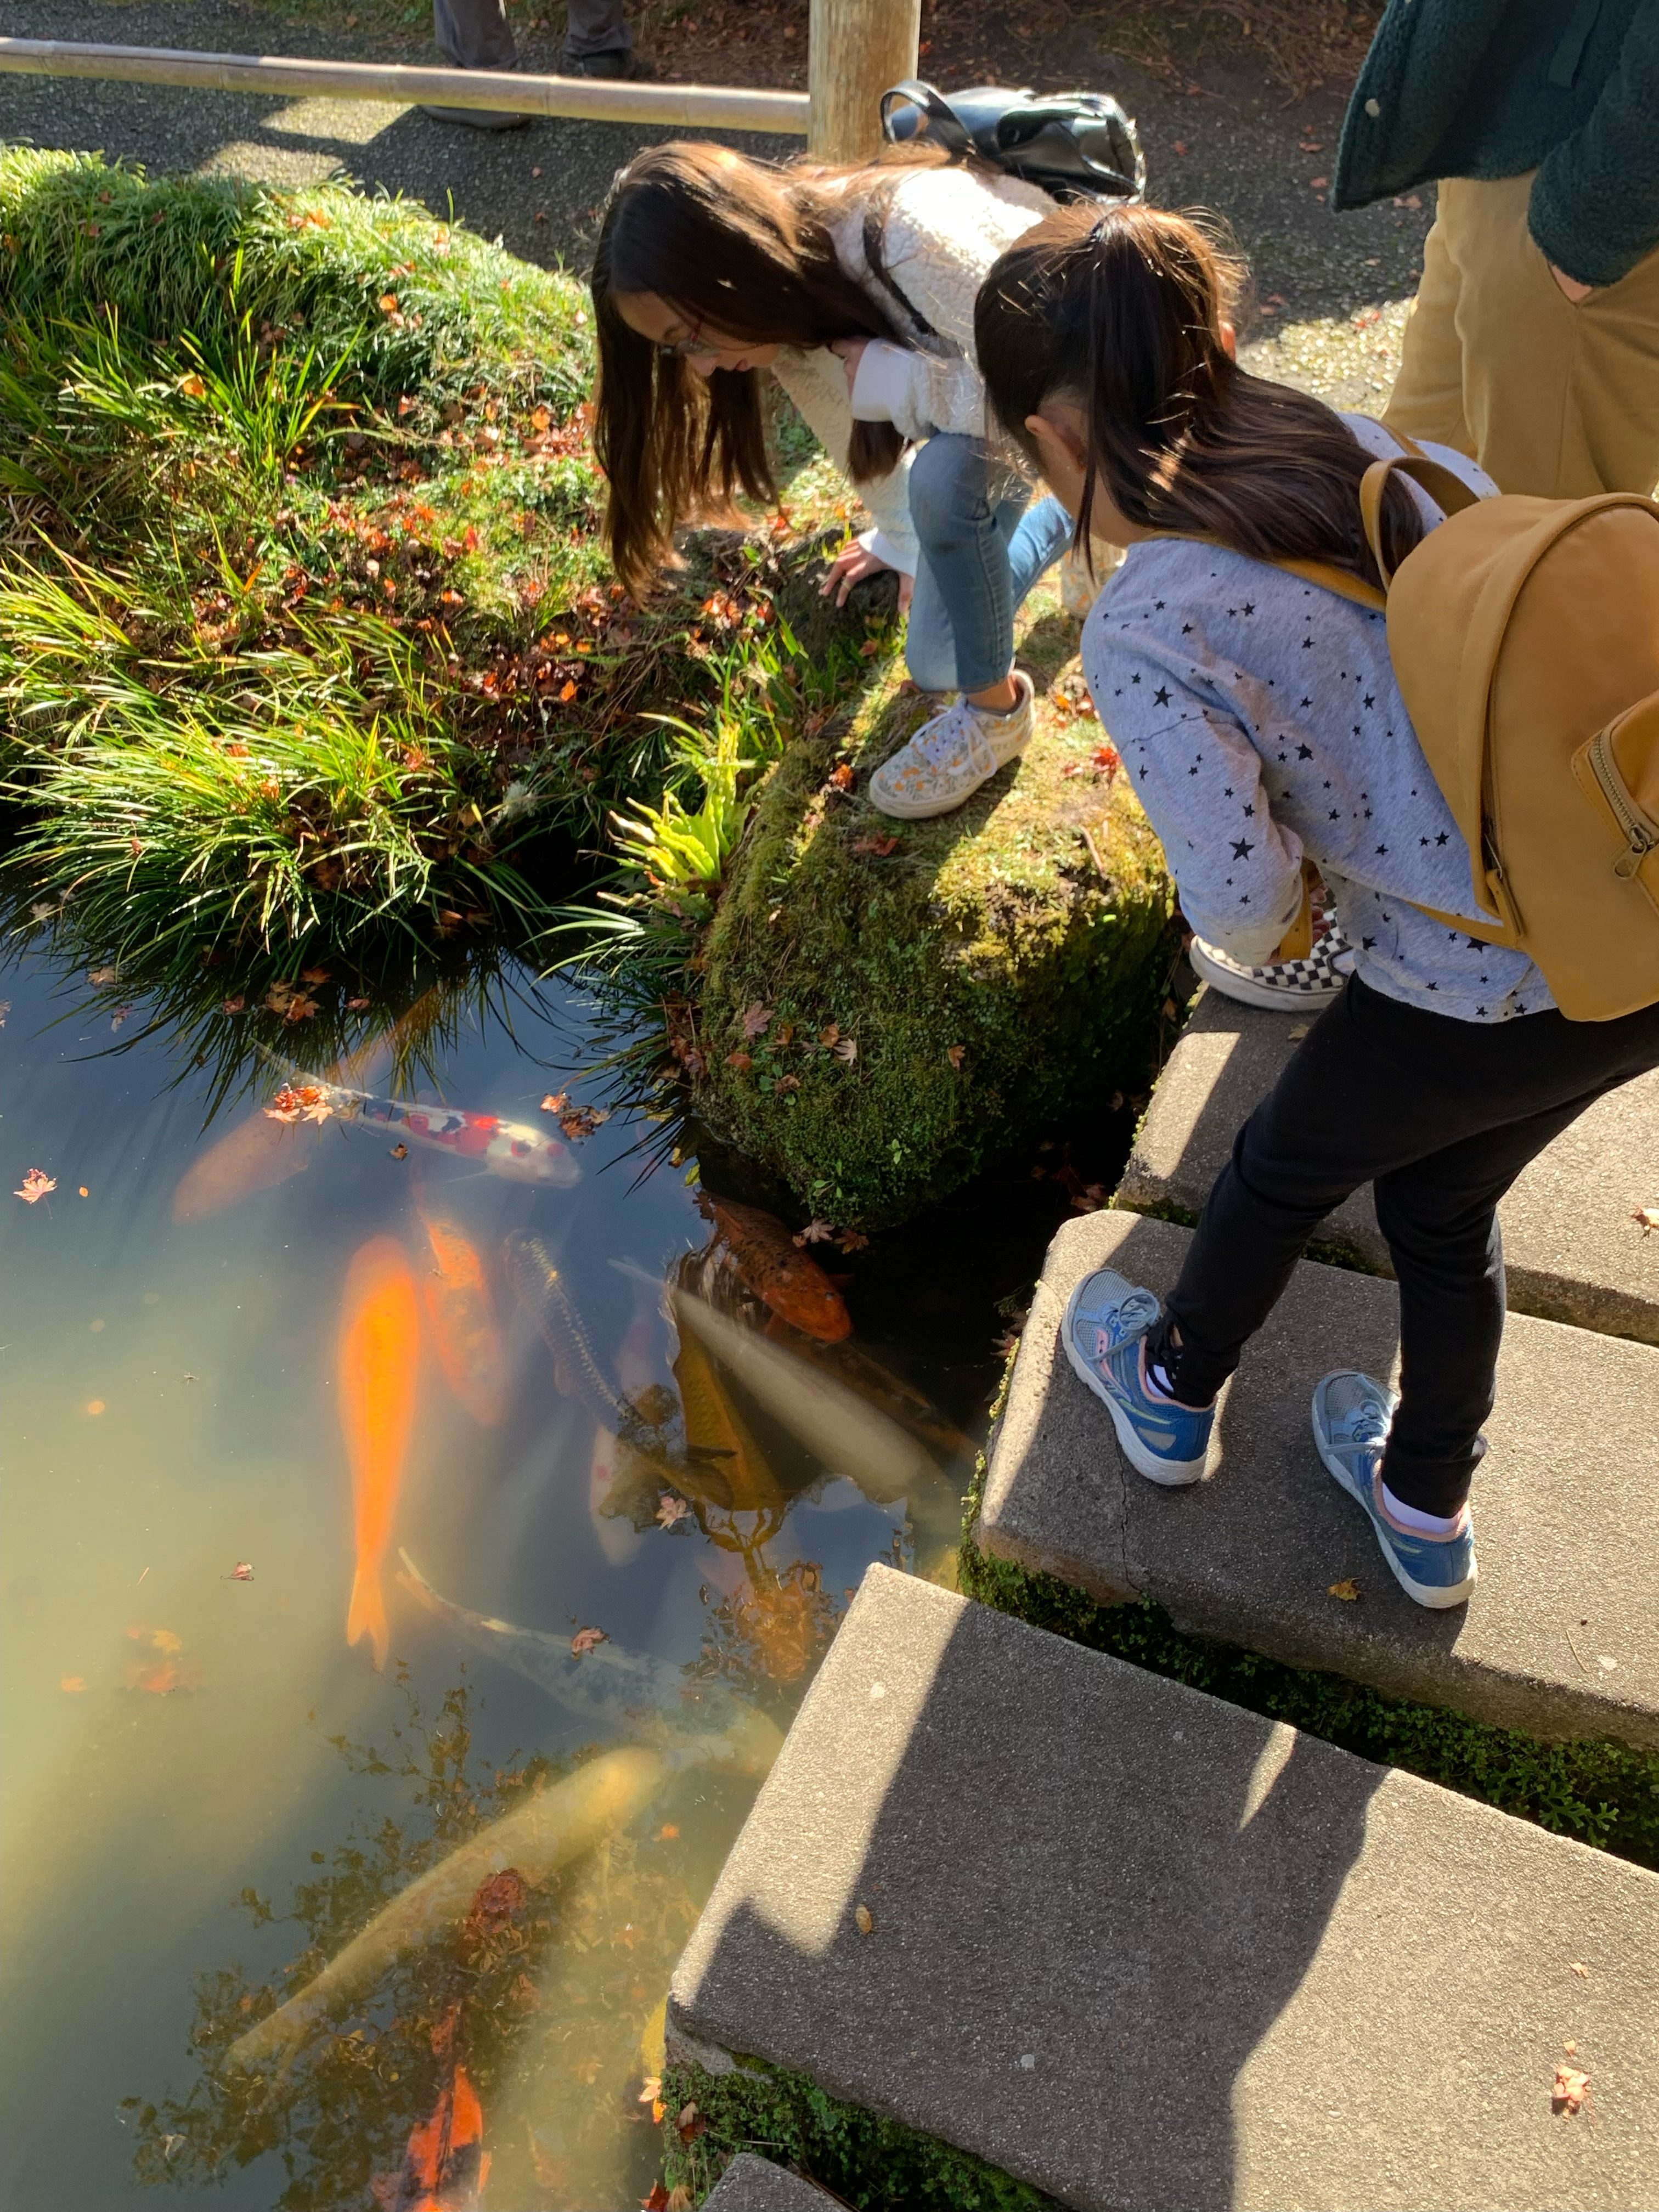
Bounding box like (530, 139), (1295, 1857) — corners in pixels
(1357, 453), (1482, 585)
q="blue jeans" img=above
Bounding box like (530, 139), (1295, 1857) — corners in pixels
(904, 433), (1073, 695)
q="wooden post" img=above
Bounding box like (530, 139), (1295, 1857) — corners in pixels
(807, 0), (921, 162)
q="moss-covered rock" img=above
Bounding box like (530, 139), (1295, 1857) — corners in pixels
(690, 591), (1175, 1229)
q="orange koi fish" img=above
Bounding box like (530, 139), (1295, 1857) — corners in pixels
(419, 1215), (507, 1427)
(699, 1194), (853, 1343)
(339, 1236), (422, 1669)
(390, 2063), (489, 2212)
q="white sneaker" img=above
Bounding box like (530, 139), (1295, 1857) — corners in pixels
(869, 672), (1035, 820)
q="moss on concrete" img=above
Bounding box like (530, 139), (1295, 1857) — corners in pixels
(958, 1420), (1659, 1871)
(662, 2052), (1061, 2211)
(691, 594), (1176, 1229)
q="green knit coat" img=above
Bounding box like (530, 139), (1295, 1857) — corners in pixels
(1333, 0), (1659, 286)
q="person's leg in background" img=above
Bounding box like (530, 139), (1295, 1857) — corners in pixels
(561, 0), (637, 77)
(1381, 188), (1476, 460)
(1386, 171), (1659, 496)
(427, 0), (531, 127)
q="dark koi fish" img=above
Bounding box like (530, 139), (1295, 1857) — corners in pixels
(699, 1193), (852, 1342)
(504, 1231), (625, 1426)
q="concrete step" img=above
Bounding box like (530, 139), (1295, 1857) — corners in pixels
(976, 1211), (1659, 1750)
(1117, 987), (1659, 1346)
(671, 1566), (1659, 2212)
(703, 2153), (842, 2209)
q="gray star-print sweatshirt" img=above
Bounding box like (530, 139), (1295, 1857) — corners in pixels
(1080, 417), (1552, 1023)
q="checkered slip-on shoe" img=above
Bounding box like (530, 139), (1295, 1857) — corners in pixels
(1189, 924), (1354, 1013)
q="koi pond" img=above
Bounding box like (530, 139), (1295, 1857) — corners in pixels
(0, 944), (1087, 2212)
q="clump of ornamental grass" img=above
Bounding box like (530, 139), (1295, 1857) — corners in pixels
(0, 150), (833, 1005)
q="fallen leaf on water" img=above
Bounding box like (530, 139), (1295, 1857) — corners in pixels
(284, 994), (319, 1023)
(540, 1090), (569, 1114)
(1632, 1206), (1659, 1235)
(794, 1218), (836, 1245)
(839, 1229), (870, 1253)
(657, 1824), (680, 1841)
(346, 995), (371, 1011)
(569, 1624), (608, 1657)
(946, 1044), (966, 1070)
(675, 2101), (705, 2144)
(854, 1903), (874, 1935)
(150, 1628), (183, 1654)
(1552, 2064), (1590, 2116)
(221, 995), (245, 1014)
(637, 2075), (661, 2107)
(78, 1186), (89, 1198)
(86, 1399), (106, 1416)
(15, 1169), (55, 1204)
(741, 1001), (774, 1041)
(60, 1675), (87, 1694)
(642, 2187), (670, 2211)
(228, 1562), (255, 1582)
(656, 1494), (691, 1528)
(300, 967), (331, 985)
(110, 1006), (133, 1031)
(558, 1104), (608, 1141)
(89, 965), (118, 986)
(390, 1143), (408, 1160)
(1328, 1578), (1361, 1602)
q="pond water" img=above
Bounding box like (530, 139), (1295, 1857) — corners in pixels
(0, 947), (1074, 2212)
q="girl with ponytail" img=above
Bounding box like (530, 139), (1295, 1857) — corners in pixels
(974, 201), (1659, 1609)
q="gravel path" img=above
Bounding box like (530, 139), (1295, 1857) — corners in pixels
(3, 1), (1427, 392)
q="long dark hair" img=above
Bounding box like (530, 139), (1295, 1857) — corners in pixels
(592, 142), (947, 594)
(974, 200), (1427, 588)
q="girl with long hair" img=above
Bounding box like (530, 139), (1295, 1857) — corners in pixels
(974, 201), (1659, 1607)
(590, 139), (1084, 819)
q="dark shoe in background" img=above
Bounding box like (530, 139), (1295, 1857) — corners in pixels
(558, 48), (644, 77)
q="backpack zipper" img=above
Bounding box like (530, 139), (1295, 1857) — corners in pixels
(1586, 724), (1659, 878)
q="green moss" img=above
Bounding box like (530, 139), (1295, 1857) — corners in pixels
(958, 1440), (1659, 1870)
(691, 602), (1175, 1229)
(661, 2054), (1062, 2211)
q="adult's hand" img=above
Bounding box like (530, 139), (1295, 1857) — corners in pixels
(1549, 262), (1594, 304)
(820, 537), (915, 613)
(829, 336), (871, 397)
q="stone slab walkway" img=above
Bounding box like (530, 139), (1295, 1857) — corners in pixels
(1116, 988), (1659, 1346)
(977, 1211), (1659, 1749)
(672, 1567), (1659, 2212)
(703, 2153), (841, 2210)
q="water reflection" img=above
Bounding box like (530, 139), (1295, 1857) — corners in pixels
(0, 941), (1009, 2211)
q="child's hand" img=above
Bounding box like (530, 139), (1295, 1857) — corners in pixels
(821, 535), (914, 612)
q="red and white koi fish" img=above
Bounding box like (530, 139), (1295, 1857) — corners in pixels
(266, 1066), (580, 1187)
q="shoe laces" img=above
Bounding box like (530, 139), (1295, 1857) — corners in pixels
(1347, 1404), (1391, 1452)
(914, 699), (979, 766)
(1115, 1288), (1162, 1341)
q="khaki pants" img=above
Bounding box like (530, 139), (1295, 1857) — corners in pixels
(1385, 170), (1659, 498)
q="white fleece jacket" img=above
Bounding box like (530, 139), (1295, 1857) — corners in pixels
(770, 165), (1053, 573)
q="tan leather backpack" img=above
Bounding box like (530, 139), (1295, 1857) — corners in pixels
(1287, 452), (1659, 1022)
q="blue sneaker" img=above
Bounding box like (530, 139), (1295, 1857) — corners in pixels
(1060, 1268), (1214, 1486)
(1311, 1372), (1477, 1610)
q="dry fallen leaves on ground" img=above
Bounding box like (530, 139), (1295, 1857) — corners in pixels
(569, 1625), (608, 1657)
(1632, 1205), (1659, 1235)
(1328, 1578), (1362, 1601)
(946, 1044), (966, 1070)
(674, 2102), (705, 2144)
(741, 1001), (774, 1041)
(854, 1903), (874, 1935)
(15, 1169), (55, 1204)
(1552, 2064), (1591, 2117)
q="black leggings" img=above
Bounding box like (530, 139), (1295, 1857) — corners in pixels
(1146, 974), (1659, 1516)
